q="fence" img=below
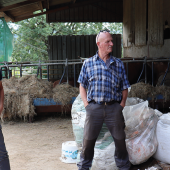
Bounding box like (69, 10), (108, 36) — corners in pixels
(1, 57), (170, 87)
(48, 34), (121, 81)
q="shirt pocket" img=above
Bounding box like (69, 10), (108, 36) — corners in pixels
(111, 72), (121, 89)
(88, 70), (101, 82)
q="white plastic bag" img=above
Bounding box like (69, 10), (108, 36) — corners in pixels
(153, 119), (170, 164)
(71, 94), (115, 168)
(159, 113), (170, 120)
(123, 98), (158, 165)
(91, 142), (117, 170)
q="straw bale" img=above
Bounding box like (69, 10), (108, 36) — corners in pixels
(1, 76), (79, 122)
(155, 86), (170, 101)
(128, 82), (154, 100)
(128, 82), (170, 101)
(52, 83), (79, 111)
(1, 75), (53, 121)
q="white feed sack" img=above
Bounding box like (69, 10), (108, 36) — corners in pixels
(72, 96), (159, 168)
(123, 98), (159, 165)
(153, 117), (170, 164)
(71, 94), (116, 170)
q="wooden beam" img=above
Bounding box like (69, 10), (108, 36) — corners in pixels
(38, 1), (44, 12)
(15, 6), (69, 22)
(3, 12), (15, 22)
(47, 0), (49, 9)
(0, 0), (45, 12)
(67, 0), (121, 9)
(14, 0), (122, 22)
(91, 4), (117, 15)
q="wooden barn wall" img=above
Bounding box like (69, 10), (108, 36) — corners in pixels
(48, 34), (121, 81)
(123, 0), (166, 58)
(148, 0), (163, 45)
(135, 0), (146, 46)
(46, 1), (123, 22)
(164, 0), (170, 25)
(123, 0), (135, 47)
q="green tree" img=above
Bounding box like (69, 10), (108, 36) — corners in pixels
(9, 15), (122, 62)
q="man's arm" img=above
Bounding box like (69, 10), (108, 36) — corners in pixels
(0, 81), (4, 115)
(120, 89), (128, 108)
(79, 84), (88, 108)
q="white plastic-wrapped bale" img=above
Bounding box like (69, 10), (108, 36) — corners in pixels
(71, 94), (117, 169)
(123, 98), (159, 165)
(153, 114), (170, 164)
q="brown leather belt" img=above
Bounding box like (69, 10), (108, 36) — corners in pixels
(89, 100), (120, 105)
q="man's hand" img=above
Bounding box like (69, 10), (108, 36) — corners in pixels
(120, 102), (125, 108)
(84, 101), (89, 108)
(120, 89), (128, 108)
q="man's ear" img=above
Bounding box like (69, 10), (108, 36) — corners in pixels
(97, 42), (100, 47)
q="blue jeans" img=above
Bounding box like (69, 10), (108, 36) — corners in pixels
(0, 124), (10, 170)
(77, 102), (130, 170)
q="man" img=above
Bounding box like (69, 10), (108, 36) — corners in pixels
(0, 70), (11, 170)
(77, 30), (131, 170)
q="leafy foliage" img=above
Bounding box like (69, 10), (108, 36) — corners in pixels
(9, 15), (122, 62)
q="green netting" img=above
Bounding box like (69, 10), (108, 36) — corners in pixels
(0, 18), (13, 62)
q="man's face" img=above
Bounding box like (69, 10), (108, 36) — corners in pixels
(97, 33), (113, 54)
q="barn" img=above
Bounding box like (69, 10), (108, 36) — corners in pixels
(1, 0), (170, 169)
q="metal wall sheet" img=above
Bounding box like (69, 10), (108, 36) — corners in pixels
(47, 1), (123, 22)
(148, 0), (163, 45)
(48, 34), (121, 81)
(135, 0), (146, 46)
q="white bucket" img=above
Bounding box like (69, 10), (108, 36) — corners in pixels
(60, 141), (78, 163)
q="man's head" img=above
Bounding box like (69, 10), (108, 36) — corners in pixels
(96, 30), (113, 55)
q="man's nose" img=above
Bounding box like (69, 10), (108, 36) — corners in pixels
(110, 41), (113, 46)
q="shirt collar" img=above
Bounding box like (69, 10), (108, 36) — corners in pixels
(95, 51), (115, 64)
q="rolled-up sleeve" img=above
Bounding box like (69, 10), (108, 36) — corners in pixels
(77, 61), (88, 89)
(120, 62), (130, 91)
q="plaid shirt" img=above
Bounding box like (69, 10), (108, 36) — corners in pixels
(78, 52), (130, 103)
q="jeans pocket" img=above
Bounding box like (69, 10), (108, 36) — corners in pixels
(85, 103), (91, 109)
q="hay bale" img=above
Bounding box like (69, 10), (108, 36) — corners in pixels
(1, 76), (79, 121)
(52, 83), (79, 111)
(128, 82), (154, 100)
(128, 82), (170, 101)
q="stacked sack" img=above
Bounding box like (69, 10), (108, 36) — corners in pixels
(72, 96), (159, 168)
(71, 94), (117, 170)
(153, 113), (170, 164)
(123, 98), (159, 165)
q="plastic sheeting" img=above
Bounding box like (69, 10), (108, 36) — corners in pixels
(153, 117), (170, 164)
(72, 96), (159, 168)
(123, 98), (158, 165)
(71, 94), (116, 169)
(0, 17), (13, 62)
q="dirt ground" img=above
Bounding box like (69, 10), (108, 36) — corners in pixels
(1, 115), (77, 170)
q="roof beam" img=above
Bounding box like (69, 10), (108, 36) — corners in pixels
(46, 0), (49, 9)
(91, 4), (117, 15)
(0, 0), (45, 12)
(3, 12), (15, 22)
(38, 1), (44, 12)
(15, 6), (69, 22)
